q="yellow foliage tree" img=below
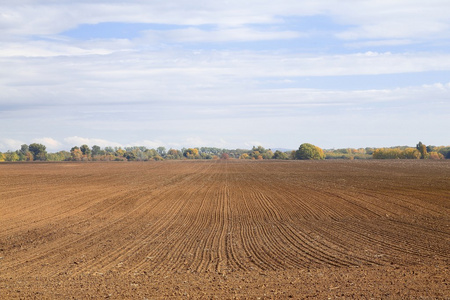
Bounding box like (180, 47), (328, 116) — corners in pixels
(239, 153), (249, 159)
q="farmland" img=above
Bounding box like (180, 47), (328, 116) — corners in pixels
(1, 160), (449, 298)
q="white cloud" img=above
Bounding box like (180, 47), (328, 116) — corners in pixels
(32, 137), (62, 151)
(331, 0), (450, 41)
(0, 138), (24, 152)
(2, 1), (449, 42)
(0, 1), (326, 37)
(2, 51), (450, 108)
(141, 27), (302, 44)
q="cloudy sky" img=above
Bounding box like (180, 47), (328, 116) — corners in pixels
(1, 1), (449, 152)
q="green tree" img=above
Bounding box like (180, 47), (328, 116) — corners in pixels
(91, 145), (102, 156)
(19, 144), (29, 155)
(295, 143), (325, 160)
(47, 151), (71, 161)
(273, 150), (289, 160)
(157, 146), (166, 157)
(16, 144), (33, 161)
(437, 147), (450, 159)
(104, 146), (114, 153)
(262, 150), (274, 159)
(29, 143), (47, 161)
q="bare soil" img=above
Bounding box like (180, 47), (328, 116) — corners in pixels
(1, 160), (449, 299)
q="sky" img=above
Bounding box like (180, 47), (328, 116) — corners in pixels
(1, 0), (449, 152)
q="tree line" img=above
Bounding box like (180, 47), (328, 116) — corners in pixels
(0, 142), (448, 162)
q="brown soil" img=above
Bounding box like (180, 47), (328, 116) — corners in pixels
(0, 160), (449, 299)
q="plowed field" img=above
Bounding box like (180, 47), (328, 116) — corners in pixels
(1, 160), (449, 298)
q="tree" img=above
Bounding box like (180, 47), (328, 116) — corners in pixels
(115, 148), (126, 157)
(250, 146), (269, 159)
(166, 149), (182, 160)
(124, 151), (136, 161)
(262, 150), (274, 159)
(295, 143), (325, 160)
(104, 146), (114, 153)
(91, 145), (101, 156)
(273, 150), (289, 160)
(239, 153), (249, 159)
(70, 146), (83, 161)
(438, 147), (450, 159)
(25, 151), (34, 161)
(47, 151), (71, 161)
(416, 141), (428, 159)
(157, 147), (166, 157)
(80, 144), (91, 157)
(429, 152), (444, 160)
(373, 148), (402, 159)
(29, 143), (47, 161)
(401, 148), (421, 159)
(19, 144), (29, 155)
(5, 151), (19, 162)
(183, 148), (199, 159)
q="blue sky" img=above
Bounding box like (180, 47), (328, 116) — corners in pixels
(1, 1), (449, 151)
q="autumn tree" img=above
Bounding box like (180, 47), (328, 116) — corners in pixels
(115, 148), (126, 158)
(373, 148), (402, 159)
(401, 148), (421, 159)
(239, 153), (249, 159)
(183, 148), (200, 159)
(295, 143), (325, 160)
(4, 151), (19, 161)
(429, 152), (444, 160)
(70, 146), (83, 161)
(166, 149), (182, 159)
(416, 142), (428, 159)
(372, 147), (421, 159)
